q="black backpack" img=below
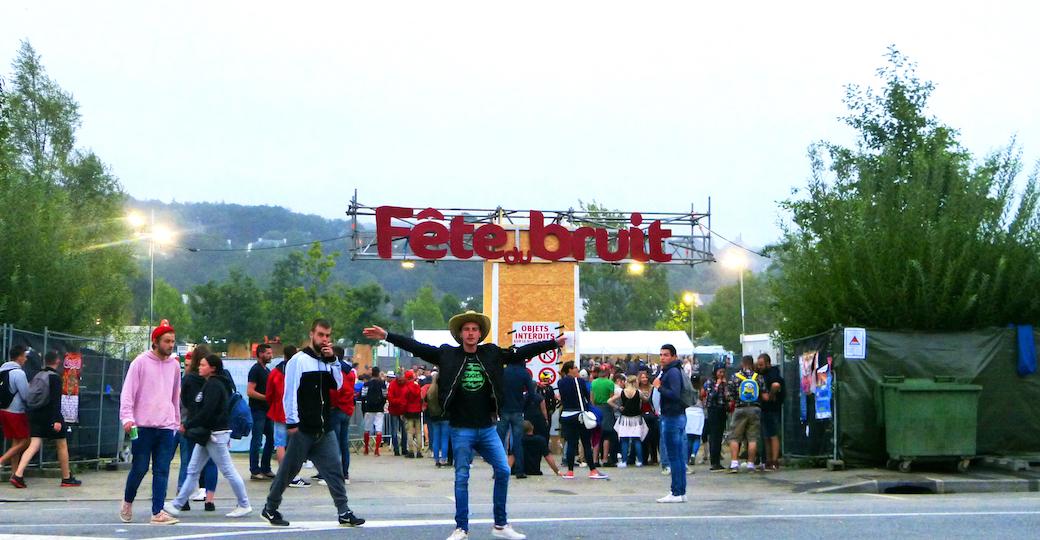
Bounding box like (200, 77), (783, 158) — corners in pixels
(0, 368), (19, 409)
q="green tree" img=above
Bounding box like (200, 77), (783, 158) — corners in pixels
(403, 284), (446, 331)
(189, 268), (268, 344)
(0, 41), (134, 334)
(656, 293), (715, 344)
(773, 48), (1040, 339)
(707, 271), (777, 352)
(439, 292), (462, 321)
(582, 263), (671, 330)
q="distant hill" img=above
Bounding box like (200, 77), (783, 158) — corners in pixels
(128, 199), (483, 301)
(128, 199), (768, 303)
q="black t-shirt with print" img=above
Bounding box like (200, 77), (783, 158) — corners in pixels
(449, 356), (495, 428)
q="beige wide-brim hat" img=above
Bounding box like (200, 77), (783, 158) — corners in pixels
(448, 310), (491, 345)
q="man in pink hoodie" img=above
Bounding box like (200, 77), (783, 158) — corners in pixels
(119, 320), (182, 525)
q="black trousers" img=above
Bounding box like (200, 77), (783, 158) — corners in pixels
(706, 407), (728, 467)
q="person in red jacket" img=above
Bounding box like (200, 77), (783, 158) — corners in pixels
(329, 347), (356, 484)
(265, 346), (309, 488)
(387, 370), (423, 457)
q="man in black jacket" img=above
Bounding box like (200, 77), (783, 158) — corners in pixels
(364, 311), (565, 540)
(262, 319), (365, 528)
(10, 350), (80, 488)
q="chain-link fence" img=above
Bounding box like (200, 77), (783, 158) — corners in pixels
(1, 324), (130, 470)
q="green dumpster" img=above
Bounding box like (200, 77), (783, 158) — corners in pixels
(875, 375), (982, 473)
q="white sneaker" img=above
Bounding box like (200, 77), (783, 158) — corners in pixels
(492, 524), (527, 539)
(304, 460), (314, 469)
(288, 477), (311, 488)
(617, 462), (627, 468)
(191, 487), (206, 501)
(318, 478), (328, 486)
(345, 477), (351, 485)
(446, 528), (469, 540)
(660, 467), (671, 475)
(226, 505), (252, 518)
(162, 502), (181, 516)
(656, 494), (685, 503)
(681, 495), (689, 502)
(636, 462), (644, 467)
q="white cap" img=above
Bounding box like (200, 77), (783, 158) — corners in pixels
(386, 370), (396, 377)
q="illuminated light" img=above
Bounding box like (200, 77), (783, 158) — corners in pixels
(627, 261), (645, 275)
(401, 260), (416, 269)
(721, 249), (748, 271)
(152, 225), (176, 245)
(126, 212), (146, 228)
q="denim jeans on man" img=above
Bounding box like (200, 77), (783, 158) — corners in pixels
(177, 432), (217, 493)
(330, 409), (351, 477)
(660, 413), (688, 496)
(124, 427), (177, 515)
(390, 414), (408, 454)
(451, 426), (511, 532)
(429, 420), (450, 462)
(249, 409), (274, 475)
(495, 411), (525, 473)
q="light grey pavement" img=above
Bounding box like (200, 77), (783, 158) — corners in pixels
(1, 451), (1039, 539)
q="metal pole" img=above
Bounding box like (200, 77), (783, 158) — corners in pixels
(98, 348), (107, 465)
(739, 269), (746, 337)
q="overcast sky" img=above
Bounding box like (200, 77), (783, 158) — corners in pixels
(2, 1), (1037, 248)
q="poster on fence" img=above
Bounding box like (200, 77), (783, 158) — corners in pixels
(815, 363), (832, 420)
(512, 321), (561, 387)
(61, 352), (82, 424)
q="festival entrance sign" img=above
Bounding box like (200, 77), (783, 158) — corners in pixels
(347, 193), (715, 378)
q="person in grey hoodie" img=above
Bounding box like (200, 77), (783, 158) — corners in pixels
(0, 346), (31, 475)
(165, 354), (251, 519)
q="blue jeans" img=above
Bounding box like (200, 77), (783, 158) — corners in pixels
(429, 420), (450, 462)
(620, 437), (642, 464)
(661, 414), (688, 496)
(451, 425), (511, 531)
(177, 433), (217, 493)
(496, 411), (525, 473)
(124, 427), (177, 515)
(390, 415), (408, 453)
(330, 409), (351, 476)
(249, 409), (274, 474)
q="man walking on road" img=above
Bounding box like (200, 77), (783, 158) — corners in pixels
(119, 320), (182, 524)
(653, 344), (688, 503)
(365, 311), (565, 540)
(0, 345), (31, 477)
(248, 344), (275, 480)
(261, 319), (364, 528)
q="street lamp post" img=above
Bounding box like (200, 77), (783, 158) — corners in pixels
(127, 211), (175, 338)
(722, 249), (748, 342)
(682, 291), (699, 345)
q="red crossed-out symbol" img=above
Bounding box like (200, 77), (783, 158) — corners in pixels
(538, 367), (558, 385)
(539, 349), (558, 364)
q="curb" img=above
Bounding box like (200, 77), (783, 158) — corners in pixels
(813, 477), (1040, 494)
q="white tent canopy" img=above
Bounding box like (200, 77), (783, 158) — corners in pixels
(412, 329), (695, 356)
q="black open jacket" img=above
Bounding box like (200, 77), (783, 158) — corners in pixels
(385, 332), (558, 419)
(182, 372), (233, 444)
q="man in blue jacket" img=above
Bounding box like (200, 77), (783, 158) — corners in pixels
(652, 344), (688, 503)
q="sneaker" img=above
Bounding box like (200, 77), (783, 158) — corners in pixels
(686, 467), (694, 475)
(757, 463), (766, 472)
(150, 510), (179, 525)
(304, 460), (314, 469)
(681, 495), (689, 502)
(710, 465), (725, 472)
(345, 475), (351, 485)
(317, 477), (328, 486)
(9, 475), (26, 488)
(660, 467), (671, 475)
(119, 502), (133, 523)
(515, 473), (527, 479)
(261, 505), (289, 526)
(251, 473), (267, 480)
(656, 494), (685, 503)
(588, 471), (609, 479)
(205, 502), (216, 512)
(338, 510), (365, 527)
(727, 466), (740, 474)
(561, 471), (575, 479)
(491, 524), (527, 539)
(446, 528), (469, 540)
(288, 477), (311, 488)
(746, 463), (756, 473)
(162, 502), (181, 516)
(226, 505), (253, 518)
(60, 476), (82, 487)
(262, 471), (276, 478)
(636, 462), (644, 467)
(191, 487), (207, 501)
(617, 462), (627, 468)
(178, 501), (190, 512)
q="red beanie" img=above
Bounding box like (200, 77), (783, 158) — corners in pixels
(151, 319), (175, 342)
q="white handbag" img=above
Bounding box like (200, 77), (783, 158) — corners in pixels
(575, 378), (599, 430)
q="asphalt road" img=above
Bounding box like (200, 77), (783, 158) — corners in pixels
(2, 490), (1039, 539)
